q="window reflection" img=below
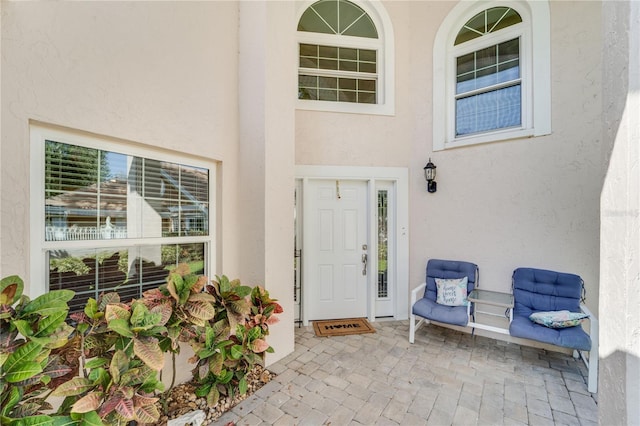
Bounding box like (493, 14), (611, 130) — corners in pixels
(44, 141), (209, 241)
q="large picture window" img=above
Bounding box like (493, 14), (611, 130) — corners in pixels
(32, 127), (213, 311)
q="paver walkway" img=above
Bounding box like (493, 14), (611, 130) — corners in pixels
(217, 320), (598, 425)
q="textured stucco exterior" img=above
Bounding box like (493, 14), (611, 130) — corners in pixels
(0, 0), (638, 414)
(0, 1), (295, 373)
(296, 1), (603, 320)
(599, 0), (640, 424)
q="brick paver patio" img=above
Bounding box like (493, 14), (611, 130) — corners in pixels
(217, 320), (598, 425)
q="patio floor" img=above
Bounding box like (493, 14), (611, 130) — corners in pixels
(217, 320), (598, 425)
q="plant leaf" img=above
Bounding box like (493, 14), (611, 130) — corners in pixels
(239, 376), (248, 395)
(41, 323), (75, 349)
(230, 345), (243, 360)
(98, 293), (119, 311)
(78, 410), (104, 426)
(51, 377), (94, 397)
(13, 319), (34, 338)
(51, 416), (78, 426)
(109, 350), (128, 384)
(20, 290), (74, 315)
(83, 358), (107, 370)
(83, 299), (98, 319)
(114, 397), (135, 420)
(186, 300), (216, 321)
(133, 337), (164, 371)
(0, 275), (23, 306)
(191, 275), (208, 294)
(3, 341), (42, 373)
(149, 303), (172, 326)
(133, 398), (160, 423)
(71, 392), (103, 413)
(107, 318), (133, 338)
(129, 303), (147, 327)
(104, 304), (130, 322)
(187, 292), (216, 303)
(10, 415), (53, 425)
(251, 338), (270, 353)
(208, 352), (224, 376)
(1, 386), (22, 417)
(4, 361), (43, 382)
(206, 386), (220, 407)
(34, 310), (68, 337)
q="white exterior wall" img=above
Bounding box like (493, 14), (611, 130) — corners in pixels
(296, 1), (603, 320)
(238, 1), (296, 363)
(0, 0), (295, 377)
(600, 0), (640, 423)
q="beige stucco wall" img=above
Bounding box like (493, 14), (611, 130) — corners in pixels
(0, 0), (295, 376)
(296, 1), (603, 321)
(599, 0), (640, 423)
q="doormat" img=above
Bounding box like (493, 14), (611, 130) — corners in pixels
(312, 318), (376, 337)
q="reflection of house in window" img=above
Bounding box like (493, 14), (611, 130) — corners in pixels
(42, 139), (210, 312)
(45, 144), (209, 241)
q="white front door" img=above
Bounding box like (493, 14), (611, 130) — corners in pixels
(306, 179), (368, 320)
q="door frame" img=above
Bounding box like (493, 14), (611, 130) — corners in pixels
(296, 165), (409, 325)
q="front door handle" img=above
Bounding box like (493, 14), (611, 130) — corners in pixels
(362, 253), (368, 275)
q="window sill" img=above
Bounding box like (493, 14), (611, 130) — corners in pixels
(296, 99), (394, 116)
(435, 127), (549, 151)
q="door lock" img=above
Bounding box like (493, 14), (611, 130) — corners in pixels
(362, 253), (368, 275)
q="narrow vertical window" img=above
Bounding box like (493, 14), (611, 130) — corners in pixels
(377, 190), (388, 298)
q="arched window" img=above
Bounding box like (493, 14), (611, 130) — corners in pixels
(297, 0), (394, 115)
(433, 1), (551, 150)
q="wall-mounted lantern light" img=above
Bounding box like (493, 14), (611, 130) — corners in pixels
(423, 158), (437, 193)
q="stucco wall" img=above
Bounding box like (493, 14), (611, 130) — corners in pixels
(0, 0), (295, 374)
(599, 0), (640, 423)
(1, 1), (240, 278)
(295, 1), (603, 320)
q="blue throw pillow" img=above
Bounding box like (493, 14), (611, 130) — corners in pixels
(529, 310), (589, 328)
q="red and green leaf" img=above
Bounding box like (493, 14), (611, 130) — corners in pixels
(51, 377), (94, 397)
(133, 338), (164, 371)
(71, 392), (103, 413)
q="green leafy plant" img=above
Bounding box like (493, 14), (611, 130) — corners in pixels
(0, 275), (75, 425)
(1, 267), (283, 425)
(191, 276), (282, 407)
(54, 294), (167, 425)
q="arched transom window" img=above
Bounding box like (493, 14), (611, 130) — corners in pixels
(297, 0), (390, 110)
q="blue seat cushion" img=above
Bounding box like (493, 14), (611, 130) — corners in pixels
(424, 259), (477, 302)
(510, 267), (591, 351)
(509, 316), (591, 351)
(412, 298), (469, 327)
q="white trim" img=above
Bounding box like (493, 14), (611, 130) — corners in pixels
(29, 123), (217, 298)
(433, 0), (551, 151)
(295, 0), (395, 116)
(296, 165), (409, 324)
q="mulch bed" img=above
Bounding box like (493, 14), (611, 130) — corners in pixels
(152, 366), (274, 425)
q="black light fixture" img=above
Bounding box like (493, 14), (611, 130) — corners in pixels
(423, 158), (437, 193)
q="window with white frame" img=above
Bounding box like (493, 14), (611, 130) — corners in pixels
(297, 0), (395, 115)
(433, 1), (551, 150)
(32, 127), (213, 312)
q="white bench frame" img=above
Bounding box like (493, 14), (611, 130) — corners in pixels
(409, 282), (599, 393)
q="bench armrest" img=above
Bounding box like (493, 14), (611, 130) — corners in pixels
(411, 283), (426, 306)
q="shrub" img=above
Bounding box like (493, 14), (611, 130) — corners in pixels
(0, 267), (282, 425)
